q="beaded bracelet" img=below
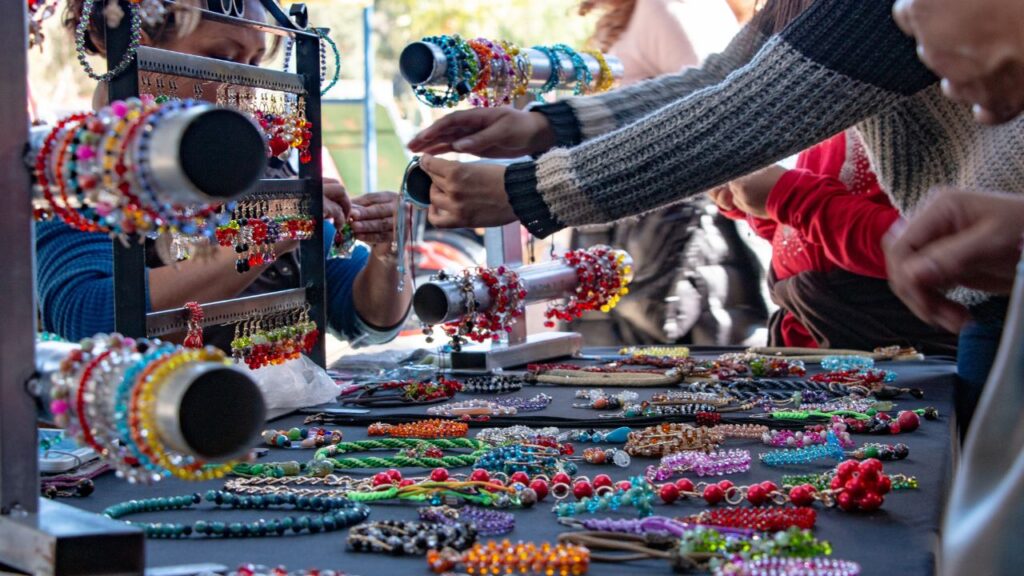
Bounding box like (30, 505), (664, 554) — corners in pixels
(348, 520), (476, 555)
(419, 505), (515, 536)
(554, 475), (656, 518)
(531, 45), (563, 97)
(414, 35), (477, 108)
(427, 398), (517, 417)
(821, 355), (875, 371)
(759, 431), (845, 467)
(474, 445), (578, 477)
(427, 540), (590, 575)
(762, 419), (854, 448)
(225, 565), (347, 576)
(682, 506), (818, 531)
(782, 469), (918, 491)
(500, 40), (532, 98)
(261, 426), (343, 448)
(367, 419), (469, 439)
(646, 449), (752, 482)
(624, 423), (723, 457)
(103, 490), (370, 538)
(461, 374), (523, 394)
(476, 425), (562, 446)
(495, 393), (553, 413)
(550, 44), (593, 95)
(712, 557), (860, 576)
(582, 447), (632, 467)
(559, 426), (632, 444)
(574, 389), (639, 410)
(558, 515), (756, 538)
(583, 49), (615, 92)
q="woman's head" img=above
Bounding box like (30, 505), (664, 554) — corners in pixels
(578, 0), (638, 52)
(65, 0), (268, 65)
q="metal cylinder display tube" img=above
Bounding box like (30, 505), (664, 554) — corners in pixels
(400, 41), (624, 90)
(142, 104), (266, 205)
(32, 342), (265, 465)
(413, 252), (633, 325)
(154, 362), (266, 462)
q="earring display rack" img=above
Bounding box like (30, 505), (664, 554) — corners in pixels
(0, 2), (326, 574)
(106, 1), (328, 368)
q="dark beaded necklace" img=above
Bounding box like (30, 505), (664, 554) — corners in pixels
(461, 374), (524, 394)
(348, 519), (476, 555)
(103, 490), (369, 538)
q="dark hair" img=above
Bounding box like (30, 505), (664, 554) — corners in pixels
(578, 0), (638, 52)
(753, 0), (817, 35)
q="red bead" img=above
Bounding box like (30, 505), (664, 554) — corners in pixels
(398, 479), (415, 487)
(561, 443), (575, 456)
(716, 480), (734, 491)
(386, 469), (402, 482)
(859, 458), (883, 475)
(789, 485), (815, 506)
(552, 472), (572, 486)
(675, 478), (695, 494)
(372, 472), (391, 486)
(659, 483), (680, 504)
(509, 472), (530, 486)
(616, 480), (632, 491)
(529, 479), (549, 501)
(470, 469), (490, 482)
(844, 477), (866, 498)
(858, 492), (884, 511)
(592, 474), (613, 489)
(746, 484), (768, 506)
(836, 491), (858, 512)
(430, 468), (449, 482)
(487, 478), (505, 487)
(877, 475), (893, 495)
(703, 484), (725, 505)
(836, 460), (860, 479)
(889, 422), (902, 434)
(897, 410), (921, 432)
(573, 481), (594, 500)
(759, 481), (778, 493)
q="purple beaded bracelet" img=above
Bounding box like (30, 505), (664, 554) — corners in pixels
(645, 449), (751, 482)
(562, 516), (755, 538)
(418, 505), (515, 536)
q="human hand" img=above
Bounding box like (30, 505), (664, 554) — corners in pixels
(883, 188), (1024, 332)
(418, 154), (518, 228)
(350, 192), (398, 246)
(714, 165), (787, 219)
(407, 108), (556, 158)
(707, 186), (738, 213)
(894, 0), (1024, 123)
(323, 178), (352, 224)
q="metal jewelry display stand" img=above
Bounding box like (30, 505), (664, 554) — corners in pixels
(0, 2), (323, 574)
(110, 1), (329, 368)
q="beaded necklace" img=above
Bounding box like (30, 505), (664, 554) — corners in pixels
(427, 540), (590, 575)
(419, 505), (515, 536)
(348, 520), (476, 555)
(103, 490), (369, 538)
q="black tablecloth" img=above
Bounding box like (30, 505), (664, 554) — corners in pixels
(69, 353), (957, 575)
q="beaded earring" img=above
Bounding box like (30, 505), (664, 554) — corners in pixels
(76, 0), (143, 82)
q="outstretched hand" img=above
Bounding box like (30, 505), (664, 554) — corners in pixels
(350, 192), (398, 246)
(418, 154), (518, 228)
(408, 107), (557, 158)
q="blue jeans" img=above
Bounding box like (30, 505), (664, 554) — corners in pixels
(957, 297), (1010, 435)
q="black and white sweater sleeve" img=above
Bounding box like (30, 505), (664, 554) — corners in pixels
(506, 0), (938, 238)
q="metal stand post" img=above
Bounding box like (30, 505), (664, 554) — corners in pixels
(449, 223), (582, 371)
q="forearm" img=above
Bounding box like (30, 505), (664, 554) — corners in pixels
(506, 0), (937, 237)
(352, 244), (412, 328)
(535, 23), (767, 145)
(147, 246), (277, 310)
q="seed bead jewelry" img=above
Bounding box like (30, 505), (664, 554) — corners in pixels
(531, 45), (563, 97)
(414, 35), (477, 107)
(348, 520), (476, 555)
(75, 0), (143, 82)
(474, 445), (579, 477)
(646, 450), (752, 482)
(759, 432), (845, 467)
(712, 557), (861, 576)
(583, 49), (615, 92)
(427, 399), (518, 417)
(500, 40), (532, 98)
(624, 424), (724, 458)
(261, 426), (343, 448)
(103, 490), (370, 538)
(821, 355), (875, 371)
(427, 539), (591, 575)
(682, 507), (818, 531)
(462, 373), (524, 394)
(550, 44), (593, 95)
(496, 393), (553, 413)
(582, 447), (632, 467)
(367, 419), (469, 439)
(419, 505), (515, 536)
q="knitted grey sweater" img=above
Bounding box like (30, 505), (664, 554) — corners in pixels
(504, 0), (1024, 304)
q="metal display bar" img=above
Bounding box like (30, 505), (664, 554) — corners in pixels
(160, 0), (315, 37)
(138, 46), (306, 94)
(146, 287), (308, 337)
(400, 42), (625, 90)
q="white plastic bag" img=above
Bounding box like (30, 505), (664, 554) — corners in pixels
(238, 354), (340, 411)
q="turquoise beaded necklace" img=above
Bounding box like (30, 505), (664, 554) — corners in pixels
(103, 490), (369, 538)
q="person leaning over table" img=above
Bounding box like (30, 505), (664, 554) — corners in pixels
(407, 0), (1024, 430)
(36, 0), (412, 349)
(886, 0), (1024, 573)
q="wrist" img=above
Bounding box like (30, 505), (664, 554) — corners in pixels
(528, 111), (557, 154)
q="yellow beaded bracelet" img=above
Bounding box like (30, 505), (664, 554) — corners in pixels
(584, 49), (615, 93)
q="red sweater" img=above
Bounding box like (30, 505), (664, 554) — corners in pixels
(723, 131), (901, 347)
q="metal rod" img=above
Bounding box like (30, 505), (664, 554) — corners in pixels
(400, 42), (624, 90)
(413, 251), (633, 325)
(294, 3), (327, 368)
(146, 287), (308, 336)
(362, 7), (378, 192)
(0, 0), (38, 515)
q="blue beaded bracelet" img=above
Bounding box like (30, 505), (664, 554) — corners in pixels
(820, 355), (875, 372)
(531, 45), (563, 97)
(550, 44), (593, 96)
(759, 431), (845, 467)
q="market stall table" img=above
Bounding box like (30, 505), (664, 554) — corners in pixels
(69, 353), (957, 575)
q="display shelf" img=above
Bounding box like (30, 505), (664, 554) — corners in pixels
(137, 46), (306, 94)
(146, 287), (308, 337)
